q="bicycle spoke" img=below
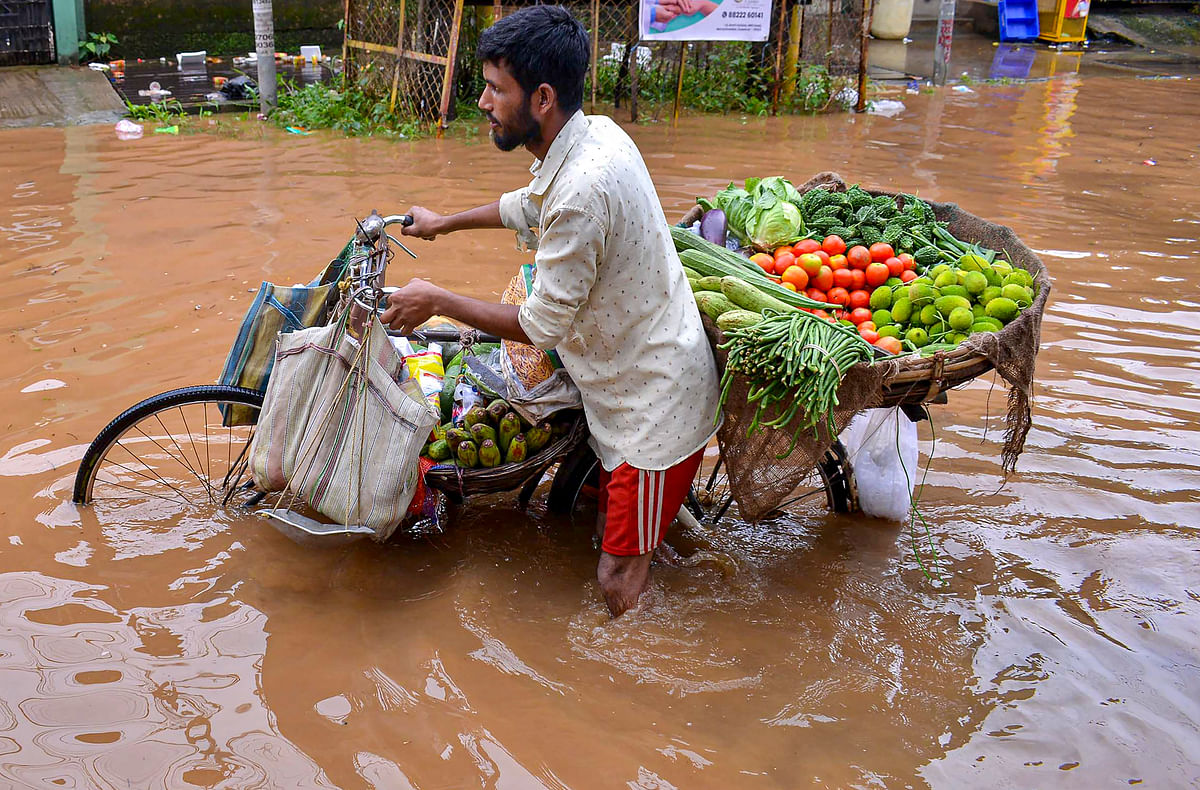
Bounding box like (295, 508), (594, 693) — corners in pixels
(91, 476), (197, 505)
(704, 455), (724, 493)
(175, 406), (215, 504)
(94, 454), (194, 504)
(137, 419), (203, 482)
(775, 487), (823, 510)
(104, 440), (193, 493)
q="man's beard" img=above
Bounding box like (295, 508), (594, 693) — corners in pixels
(489, 101), (541, 152)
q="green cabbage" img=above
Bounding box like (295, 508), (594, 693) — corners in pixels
(697, 176), (805, 249)
(748, 175), (803, 206)
(748, 196), (802, 251)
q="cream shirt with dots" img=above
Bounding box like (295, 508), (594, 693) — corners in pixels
(498, 110), (720, 472)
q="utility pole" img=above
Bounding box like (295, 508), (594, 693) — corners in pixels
(253, 0), (278, 113)
(932, 0), (956, 86)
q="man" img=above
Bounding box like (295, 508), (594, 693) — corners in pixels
(380, 5), (719, 616)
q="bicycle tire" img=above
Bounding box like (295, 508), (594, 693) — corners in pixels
(73, 385), (265, 509)
(546, 439), (856, 522)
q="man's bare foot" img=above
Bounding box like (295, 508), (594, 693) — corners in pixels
(597, 550), (653, 616)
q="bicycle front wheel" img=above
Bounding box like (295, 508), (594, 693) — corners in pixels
(73, 386), (265, 518)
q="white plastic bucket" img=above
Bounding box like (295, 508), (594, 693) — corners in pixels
(871, 0), (915, 39)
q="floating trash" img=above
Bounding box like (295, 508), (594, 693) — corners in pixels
(114, 119), (143, 140)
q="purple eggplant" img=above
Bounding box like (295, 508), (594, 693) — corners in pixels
(699, 208), (728, 246)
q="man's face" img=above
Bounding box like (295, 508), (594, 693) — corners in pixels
(478, 60), (541, 152)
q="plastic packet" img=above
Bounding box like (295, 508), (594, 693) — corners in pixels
(403, 344), (443, 412)
(452, 380), (480, 424)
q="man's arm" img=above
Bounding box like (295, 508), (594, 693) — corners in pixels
(380, 278), (532, 344)
(402, 201), (504, 240)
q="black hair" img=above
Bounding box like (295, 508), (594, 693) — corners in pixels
(477, 5), (589, 113)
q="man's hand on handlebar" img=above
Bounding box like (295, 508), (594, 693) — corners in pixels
(380, 278), (445, 335)
(400, 206), (447, 241)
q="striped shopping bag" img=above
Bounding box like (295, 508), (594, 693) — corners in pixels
(248, 308), (438, 540)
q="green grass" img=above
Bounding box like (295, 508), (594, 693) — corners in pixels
(271, 76), (430, 139)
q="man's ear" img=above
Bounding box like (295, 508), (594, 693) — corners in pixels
(533, 83), (557, 118)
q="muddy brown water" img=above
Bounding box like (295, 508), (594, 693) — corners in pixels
(1, 74), (1198, 789)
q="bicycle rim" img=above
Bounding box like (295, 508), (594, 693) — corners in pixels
(74, 386), (265, 521)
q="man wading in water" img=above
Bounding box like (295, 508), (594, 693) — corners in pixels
(380, 5), (719, 616)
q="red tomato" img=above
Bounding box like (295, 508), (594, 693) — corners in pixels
(813, 250), (831, 266)
(828, 253), (848, 271)
(773, 245), (795, 259)
(806, 288), (828, 304)
(865, 262), (890, 288)
(885, 256), (904, 277)
(797, 253), (824, 278)
(812, 309), (832, 321)
(847, 245), (872, 270)
(847, 289), (871, 310)
(750, 253), (775, 274)
(869, 242), (895, 263)
(858, 321), (876, 332)
(826, 287), (850, 307)
(898, 253), (916, 271)
(822, 235), (847, 256)
(900, 269), (918, 283)
(875, 336), (902, 354)
(832, 267), (854, 290)
(812, 265), (834, 293)
(781, 265), (808, 290)
(772, 251), (796, 276)
(860, 328), (880, 344)
(848, 307), (873, 325)
(794, 239), (821, 255)
(849, 269), (866, 291)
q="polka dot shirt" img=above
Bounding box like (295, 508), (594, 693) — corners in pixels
(498, 111), (720, 472)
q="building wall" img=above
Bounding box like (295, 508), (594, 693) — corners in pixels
(85, 0), (343, 59)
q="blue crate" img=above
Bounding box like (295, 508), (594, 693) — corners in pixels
(998, 0), (1040, 41)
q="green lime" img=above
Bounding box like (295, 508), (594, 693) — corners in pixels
(948, 306), (974, 332)
(905, 327), (930, 347)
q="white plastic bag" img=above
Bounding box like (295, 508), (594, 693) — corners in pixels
(838, 407), (919, 522)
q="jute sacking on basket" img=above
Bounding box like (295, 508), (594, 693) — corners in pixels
(696, 172), (1049, 522)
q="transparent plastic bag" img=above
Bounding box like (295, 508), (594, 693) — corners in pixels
(838, 407), (919, 522)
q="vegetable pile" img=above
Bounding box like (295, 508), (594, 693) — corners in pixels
(680, 176), (1040, 448)
(422, 396), (567, 469)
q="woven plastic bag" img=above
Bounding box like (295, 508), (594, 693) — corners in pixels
(499, 264), (582, 424)
(248, 308), (439, 540)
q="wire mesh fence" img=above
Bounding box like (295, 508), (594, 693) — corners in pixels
(344, 0), (871, 126)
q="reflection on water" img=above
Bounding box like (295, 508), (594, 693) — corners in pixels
(0, 75), (1198, 787)
(0, 573), (332, 788)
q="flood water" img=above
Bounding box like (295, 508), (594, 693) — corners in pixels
(1, 72), (1198, 788)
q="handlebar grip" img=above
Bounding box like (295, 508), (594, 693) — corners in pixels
(399, 214), (413, 227)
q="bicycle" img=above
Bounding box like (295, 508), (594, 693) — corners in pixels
(72, 211), (860, 534)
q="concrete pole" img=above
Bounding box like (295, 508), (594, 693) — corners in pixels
(253, 0), (278, 113)
(932, 0), (956, 86)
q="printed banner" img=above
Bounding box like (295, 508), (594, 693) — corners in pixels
(639, 0), (772, 42)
